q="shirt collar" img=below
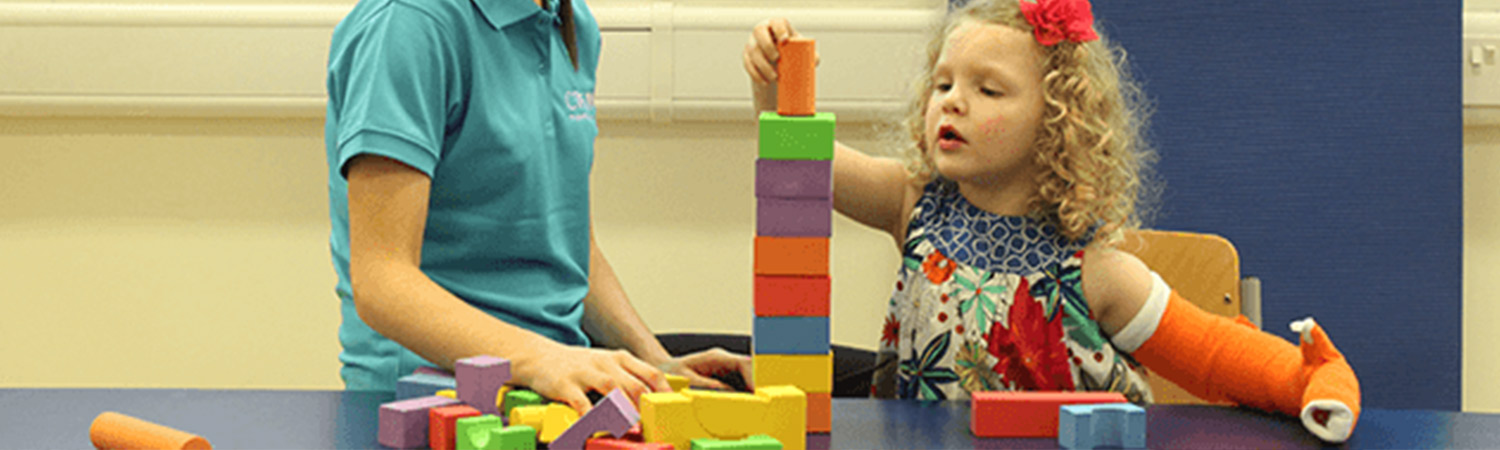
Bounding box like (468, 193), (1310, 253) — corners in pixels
(470, 0), (552, 30)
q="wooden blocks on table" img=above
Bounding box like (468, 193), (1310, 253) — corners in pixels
(970, 391), (1129, 438)
(640, 386), (806, 450)
(1058, 403), (1146, 449)
(457, 355), (511, 416)
(378, 395), (463, 449)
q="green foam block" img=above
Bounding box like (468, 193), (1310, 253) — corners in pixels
(691, 434), (783, 450)
(759, 111), (835, 160)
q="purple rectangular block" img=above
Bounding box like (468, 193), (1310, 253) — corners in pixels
(456, 355), (511, 416)
(807, 432), (833, 450)
(548, 389), (640, 450)
(378, 395), (461, 449)
(756, 159), (831, 199)
(757, 197), (833, 237)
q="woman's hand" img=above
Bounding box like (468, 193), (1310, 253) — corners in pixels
(657, 347), (755, 392)
(743, 18), (804, 113)
(511, 343), (671, 415)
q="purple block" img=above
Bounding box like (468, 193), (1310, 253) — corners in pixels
(757, 197), (833, 237)
(379, 395), (461, 449)
(756, 159), (831, 199)
(548, 389), (641, 450)
(413, 366), (454, 377)
(456, 355), (511, 416)
(807, 432), (832, 450)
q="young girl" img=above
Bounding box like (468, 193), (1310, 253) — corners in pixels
(743, 0), (1361, 442)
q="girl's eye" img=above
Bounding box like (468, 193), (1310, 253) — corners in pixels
(935, 83), (953, 92)
(980, 87), (1001, 97)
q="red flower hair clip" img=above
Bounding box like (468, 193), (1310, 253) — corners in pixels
(1019, 0), (1099, 46)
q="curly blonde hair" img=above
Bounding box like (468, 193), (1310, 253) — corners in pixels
(899, 0), (1156, 246)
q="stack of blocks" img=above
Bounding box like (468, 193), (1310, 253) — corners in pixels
(378, 355), (644, 450)
(752, 36), (834, 437)
(969, 391), (1147, 449)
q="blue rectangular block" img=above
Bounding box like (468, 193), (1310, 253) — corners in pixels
(753, 316), (830, 355)
(757, 197), (832, 237)
(396, 373), (457, 401)
(1058, 403), (1146, 449)
(756, 159), (831, 199)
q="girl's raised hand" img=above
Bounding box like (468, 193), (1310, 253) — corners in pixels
(743, 18), (799, 112)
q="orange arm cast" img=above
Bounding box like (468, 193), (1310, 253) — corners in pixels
(1131, 291), (1361, 442)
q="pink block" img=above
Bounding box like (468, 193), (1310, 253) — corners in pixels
(757, 197), (832, 237)
(378, 395), (461, 449)
(456, 355), (511, 415)
(551, 389), (641, 450)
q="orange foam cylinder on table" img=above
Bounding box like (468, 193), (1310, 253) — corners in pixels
(777, 37), (816, 116)
(90, 412), (212, 450)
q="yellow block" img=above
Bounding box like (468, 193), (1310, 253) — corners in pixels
(640, 387), (806, 450)
(539, 403), (579, 443)
(753, 353), (832, 393)
(494, 385), (511, 412)
(666, 374), (691, 392)
(435, 389), (456, 399)
(508, 405), (547, 430)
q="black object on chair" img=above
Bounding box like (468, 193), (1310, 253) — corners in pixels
(655, 333), (875, 398)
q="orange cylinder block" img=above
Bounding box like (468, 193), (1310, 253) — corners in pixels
(777, 37), (817, 116)
(90, 412), (211, 450)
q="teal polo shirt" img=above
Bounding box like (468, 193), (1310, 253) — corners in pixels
(324, 0), (601, 392)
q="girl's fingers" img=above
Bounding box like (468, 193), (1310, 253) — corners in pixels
(615, 352), (672, 393)
(752, 22), (781, 66)
(556, 384), (592, 417)
(746, 41), (778, 83)
(744, 42), (769, 85)
(684, 371), (732, 391)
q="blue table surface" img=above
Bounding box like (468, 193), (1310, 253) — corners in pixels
(3, 388), (1498, 449)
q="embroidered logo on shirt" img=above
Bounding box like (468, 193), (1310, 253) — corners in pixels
(565, 90), (595, 122)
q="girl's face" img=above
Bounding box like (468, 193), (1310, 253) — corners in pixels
(924, 20), (1047, 191)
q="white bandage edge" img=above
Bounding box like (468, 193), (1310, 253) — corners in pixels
(1109, 271), (1169, 353)
(1291, 317), (1354, 443)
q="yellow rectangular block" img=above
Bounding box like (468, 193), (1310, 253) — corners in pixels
(640, 387), (807, 450)
(753, 353), (833, 393)
(666, 374), (691, 391)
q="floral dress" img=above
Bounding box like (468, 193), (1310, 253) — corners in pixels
(871, 180), (1153, 404)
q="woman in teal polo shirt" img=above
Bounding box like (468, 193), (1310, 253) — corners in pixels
(324, 0), (747, 413)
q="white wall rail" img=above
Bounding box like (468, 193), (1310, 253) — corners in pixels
(0, 2), (934, 123)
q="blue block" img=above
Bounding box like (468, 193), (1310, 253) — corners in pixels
(396, 373), (458, 401)
(1058, 403), (1146, 449)
(752, 316), (830, 354)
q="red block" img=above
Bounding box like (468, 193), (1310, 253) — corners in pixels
(754, 275), (830, 317)
(807, 392), (832, 433)
(970, 391), (1128, 438)
(429, 405), (481, 450)
(586, 437), (675, 450)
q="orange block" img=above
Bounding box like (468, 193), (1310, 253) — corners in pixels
(970, 391), (1128, 438)
(754, 236), (829, 276)
(806, 392), (831, 433)
(430, 405), (482, 450)
(754, 275), (830, 317)
(777, 37), (816, 116)
(89, 412), (211, 450)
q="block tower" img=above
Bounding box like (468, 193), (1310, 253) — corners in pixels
(752, 37), (834, 435)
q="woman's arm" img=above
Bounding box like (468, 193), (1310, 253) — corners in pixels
(347, 155), (660, 413)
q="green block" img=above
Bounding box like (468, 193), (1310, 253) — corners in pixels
(456, 415), (504, 450)
(503, 389), (545, 418)
(690, 434), (783, 450)
(759, 111), (835, 160)
(493, 425), (537, 450)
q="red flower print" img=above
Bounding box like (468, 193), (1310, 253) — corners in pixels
(882, 313), (901, 348)
(1020, 0), (1099, 46)
(985, 278), (1076, 391)
(922, 251), (956, 284)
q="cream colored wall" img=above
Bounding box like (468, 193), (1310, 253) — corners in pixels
(1463, 123), (1500, 413)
